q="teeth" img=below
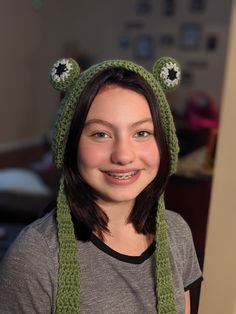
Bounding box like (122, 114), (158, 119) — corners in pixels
(107, 171), (137, 180)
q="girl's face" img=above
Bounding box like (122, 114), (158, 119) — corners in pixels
(77, 84), (160, 207)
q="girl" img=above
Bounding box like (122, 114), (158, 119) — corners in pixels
(0, 57), (202, 313)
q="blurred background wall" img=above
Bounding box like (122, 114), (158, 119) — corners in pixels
(0, 0), (232, 147)
(199, 1), (236, 312)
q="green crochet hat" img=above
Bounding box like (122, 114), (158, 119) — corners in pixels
(50, 57), (181, 314)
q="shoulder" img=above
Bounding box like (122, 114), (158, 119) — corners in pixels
(21, 210), (57, 242)
(165, 210), (193, 249)
(0, 210), (58, 313)
(165, 211), (203, 291)
(165, 209), (191, 234)
(19, 209), (57, 246)
(1, 210), (58, 268)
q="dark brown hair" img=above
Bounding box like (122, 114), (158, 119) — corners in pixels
(63, 67), (170, 240)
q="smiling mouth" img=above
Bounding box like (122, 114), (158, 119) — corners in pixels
(104, 171), (138, 180)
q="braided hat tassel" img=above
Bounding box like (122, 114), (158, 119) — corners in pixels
(156, 195), (177, 313)
(56, 178), (80, 313)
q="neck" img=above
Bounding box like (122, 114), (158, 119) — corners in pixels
(96, 199), (135, 231)
(94, 199), (154, 255)
(103, 222), (154, 255)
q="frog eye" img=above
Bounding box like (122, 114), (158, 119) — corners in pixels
(153, 57), (181, 93)
(50, 58), (80, 92)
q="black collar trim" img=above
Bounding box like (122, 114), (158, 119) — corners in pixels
(90, 233), (155, 264)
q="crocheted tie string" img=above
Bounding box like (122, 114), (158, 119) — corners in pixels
(50, 57), (181, 314)
(56, 178), (80, 313)
(156, 195), (177, 313)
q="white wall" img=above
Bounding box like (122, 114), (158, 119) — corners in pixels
(199, 1), (236, 313)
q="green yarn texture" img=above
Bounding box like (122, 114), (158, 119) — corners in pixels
(56, 179), (80, 313)
(156, 196), (177, 314)
(51, 58), (81, 92)
(153, 57), (181, 94)
(52, 58), (180, 314)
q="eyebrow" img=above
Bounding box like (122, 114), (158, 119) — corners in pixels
(84, 118), (153, 129)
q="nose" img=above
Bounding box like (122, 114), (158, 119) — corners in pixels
(111, 138), (135, 165)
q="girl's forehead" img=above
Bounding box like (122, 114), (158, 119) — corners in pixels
(97, 83), (119, 94)
(95, 83), (143, 100)
(86, 85), (152, 121)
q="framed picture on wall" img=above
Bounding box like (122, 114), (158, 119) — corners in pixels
(134, 35), (155, 59)
(181, 69), (194, 86)
(180, 23), (201, 49)
(190, 0), (206, 12)
(206, 35), (218, 51)
(162, 0), (176, 17)
(159, 34), (175, 47)
(119, 35), (130, 50)
(136, 0), (152, 15)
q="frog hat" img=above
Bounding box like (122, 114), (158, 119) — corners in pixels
(50, 57), (181, 314)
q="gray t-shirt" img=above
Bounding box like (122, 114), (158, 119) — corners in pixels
(0, 210), (202, 314)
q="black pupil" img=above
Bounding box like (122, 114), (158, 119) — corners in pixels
(168, 68), (177, 80)
(55, 63), (67, 77)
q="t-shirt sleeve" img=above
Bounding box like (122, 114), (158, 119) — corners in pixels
(167, 210), (203, 292)
(0, 225), (56, 313)
(179, 216), (203, 291)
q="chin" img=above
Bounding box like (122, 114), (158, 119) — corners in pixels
(95, 190), (136, 204)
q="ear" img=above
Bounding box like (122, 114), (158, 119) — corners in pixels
(50, 58), (80, 92)
(152, 57), (181, 93)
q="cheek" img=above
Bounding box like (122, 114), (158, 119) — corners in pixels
(77, 142), (109, 169)
(140, 142), (160, 169)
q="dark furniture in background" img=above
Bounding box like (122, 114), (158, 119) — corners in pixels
(166, 175), (211, 269)
(165, 174), (211, 313)
(0, 143), (59, 259)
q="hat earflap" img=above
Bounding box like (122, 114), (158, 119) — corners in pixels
(50, 58), (80, 92)
(153, 57), (181, 93)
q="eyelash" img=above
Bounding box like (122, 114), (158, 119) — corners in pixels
(135, 130), (152, 138)
(91, 132), (110, 138)
(90, 130), (153, 139)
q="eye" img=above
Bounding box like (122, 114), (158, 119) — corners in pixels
(135, 130), (151, 138)
(91, 132), (110, 139)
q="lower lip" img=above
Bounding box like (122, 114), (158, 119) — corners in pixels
(102, 171), (141, 185)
